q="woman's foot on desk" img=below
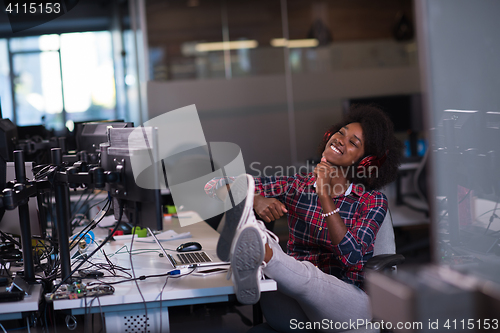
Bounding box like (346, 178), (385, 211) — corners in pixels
(215, 174), (280, 304)
(230, 218), (279, 304)
(217, 174), (255, 261)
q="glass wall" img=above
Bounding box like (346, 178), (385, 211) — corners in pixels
(417, 0), (500, 285)
(0, 39), (13, 120)
(1, 31), (117, 132)
(147, 0), (416, 81)
(144, 0), (419, 175)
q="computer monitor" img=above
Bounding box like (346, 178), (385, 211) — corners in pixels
(76, 122), (133, 154)
(100, 127), (163, 231)
(16, 125), (50, 141)
(64, 119), (128, 153)
(0, 119), (18, 163)
(343, 94), (423, 133)
(0, 161), (42, 237)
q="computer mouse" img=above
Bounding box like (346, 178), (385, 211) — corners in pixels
(176, 242), (202, 252)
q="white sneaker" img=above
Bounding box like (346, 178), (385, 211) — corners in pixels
(217, 174), (255, 262)
(230, 216), (279, 305)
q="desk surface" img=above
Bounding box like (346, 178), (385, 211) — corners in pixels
(0, 284), (43, 320)
(53, 215), (276, 313)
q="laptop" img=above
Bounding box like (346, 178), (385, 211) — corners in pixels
(147, 228), (229, 269)
(150, 173), (253, 269)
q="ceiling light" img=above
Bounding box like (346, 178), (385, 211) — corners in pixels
(195, 40), (258, 52)
(270, 38), (319, 48)
(444, 109), (478, 113)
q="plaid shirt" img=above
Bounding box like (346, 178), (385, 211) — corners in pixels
(205, 173), (387, 290)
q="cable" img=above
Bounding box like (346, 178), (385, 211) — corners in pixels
(157, 267), (196, 333)
(70, 189), (89, 218)
(65, 315), (77, 330)
(0, 323), (5, 333)
(129, 203), (148, 333)
(96, 295), (105, 333)
(52, 201), (124, 293)
(69, 199), (111, 253)
(159, 276), (169, 333)
(484, 201), (499, 234)
(70, 190), (105, 229)
(82, 196), (110, 223)
(91, 270), (178, 286)
(0, 230), (21, 247)
(70, 198), (110, 247)
(434, 189), (473, 226)
(112, 243), (178, 254)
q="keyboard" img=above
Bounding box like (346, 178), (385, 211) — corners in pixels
(173, 251), (213, 265)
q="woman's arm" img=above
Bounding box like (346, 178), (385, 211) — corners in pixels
(317, 192), (347, 245)
(205, 175), (291, 222)
(314, 160), (349, 245)
(254, 194), (288, 223)
(329, 193), (387, 266)
(314, 160), (386, 265)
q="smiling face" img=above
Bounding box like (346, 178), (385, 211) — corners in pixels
(322, 122), (365, 167)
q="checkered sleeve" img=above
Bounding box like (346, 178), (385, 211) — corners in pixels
(204, 176), (236, 198)
(330, 192), (387, 266)
(254, 176), (293, 198)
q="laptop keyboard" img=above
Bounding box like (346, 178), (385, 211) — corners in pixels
(176, 251), (212, 265)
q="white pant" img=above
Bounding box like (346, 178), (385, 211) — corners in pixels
(260, 240), (372, 333)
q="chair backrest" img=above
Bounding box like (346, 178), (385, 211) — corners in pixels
(373, 212), (396, 256)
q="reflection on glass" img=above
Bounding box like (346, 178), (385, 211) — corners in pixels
(123, 30), (141, 127)
(0, 39), (13, 120)
(7, 32), (117, 131)
(13, 52), (63, 129)
(39, 35), (60, 51)
(9, 36), (41, 52)
(147, 0), (417, 81)
(270, 38), (319, 48)
(433, 109), (500, 283)
(61, 31), (116, 122)
(41, 52), (63, 114)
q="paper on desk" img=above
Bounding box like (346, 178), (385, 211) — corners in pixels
(135, 229), (192, 243)
(97, 215), (118, 228)
(173, 211), (204, 227)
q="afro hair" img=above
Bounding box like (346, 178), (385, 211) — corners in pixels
(319, 104), (403, 191)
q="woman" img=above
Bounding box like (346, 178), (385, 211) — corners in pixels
(205, 104), (402, 332)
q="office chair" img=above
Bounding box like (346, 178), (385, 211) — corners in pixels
(248, 211), (405, 333)
(365, 210), (405, 271)
(400, 149), (430, 215)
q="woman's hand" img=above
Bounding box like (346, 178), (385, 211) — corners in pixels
(314, 157), (337, 197)
(254, 195), (288, 223)
(314, 157), (348, 198)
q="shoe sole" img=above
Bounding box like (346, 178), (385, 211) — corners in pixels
(217, 175), (253, 262)
(231, 227), (264, 305)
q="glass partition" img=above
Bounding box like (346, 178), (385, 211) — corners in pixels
(6, 32), (117, 131)
(147, 0), (416, 81)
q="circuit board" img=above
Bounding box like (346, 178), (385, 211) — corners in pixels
(46, 282), (114, 301)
